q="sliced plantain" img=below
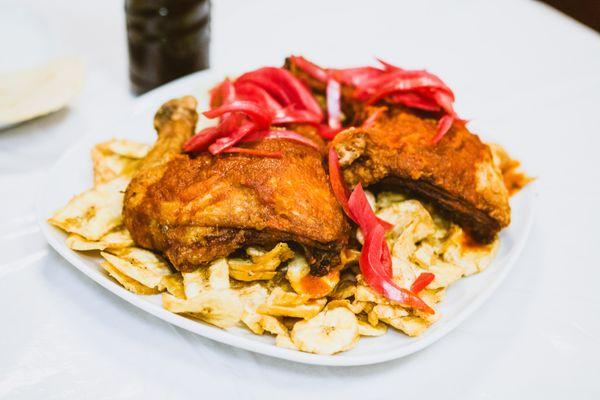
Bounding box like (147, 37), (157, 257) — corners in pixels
(354, 281), (387, 304)
(101, 247), (171, 289)
(178, 258), (230, 300)
(99, 139), (150, 159)
(49, 176), (129, 240)
(291, 307), (360, 355)
(182, 268), (209, 299)
(257, 300), (326, 320)
(426, 260), (464, 289)
(257, 288), (326, 319)
(160, 273), (186, 299)
(371, 304), (410, 321)
(330, 272), (357, 300)
(324, 299), (365, 314)
(377, 199), (435, 246)
(357, 318), (388, 337)
(238, 284), (270, 334)
(65, 226), (134, 251)
(208, 258), (230, 289)
(391, 257), (426, 290)
(100, 261), (159, 295)
(443, 230), (499, 277)
(162, 289), (243, 329)
(339, 249), (361, 270)
(229, 243), (294, 282)
(275, 333), (298, 350)
(91, 146), (138, 185)
(384, 315), (430, 337)
(259, 315), (288, 336)
(267, 287), (311, 306)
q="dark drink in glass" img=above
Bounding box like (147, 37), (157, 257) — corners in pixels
(125, 0), (210, 95)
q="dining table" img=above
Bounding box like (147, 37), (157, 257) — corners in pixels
(1, 0), (599, 398)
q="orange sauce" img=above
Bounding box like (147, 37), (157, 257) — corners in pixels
(299, 270), (339, 298)
(504, 170), (533, 197)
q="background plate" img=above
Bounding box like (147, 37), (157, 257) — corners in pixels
(36, 70), (534, 366)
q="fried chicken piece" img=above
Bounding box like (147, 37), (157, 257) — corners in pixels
(332, 106), (510, 242)
(285, 58), (512, 242)
(123, 96), (348, 274)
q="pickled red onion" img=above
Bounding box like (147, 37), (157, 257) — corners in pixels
(289, 56), (462, 143)
(185, 66), (325, 154)
(410, 272), (436, 294)
(326, 79), (342, 129)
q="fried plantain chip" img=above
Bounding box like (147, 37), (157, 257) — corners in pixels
(101, 247), (171, 289)
(325, 299), (365, 314)
(367, 308), (379, 327)
(291, 307), (359, 355)
(389, 257), (419, 289)
(91, 139), (149, 185)
(257, 288), (327, 320)
(228, 243), (294, 282)
(100, 139), (150, 159)
(443, 230), (499, 276)
(257, 301), (326, 320)
(371, 304), (410, 321)
(275, 333), (298, 350)
(49, 176), (129, 240)
(426, 260), (464, 289)
(162, 289), (243, 329)
(180, 258), (229, 300)
(330, 273), (357, 300)
(208, 258), (230, 290)
(65, 226), (134, 251)
(160, 273), (185, 299)
(182, 268), (209, 299)
(266, 287), (311, 306)
(339, 249), (361, 270)
(91, 147), (139, 185)
(354, 281), (387, 304)
(260, 315), (288, 336)
(238, 284), (269, 334)
(100, 261), (160, 295)
(357, 318), (388, 337)
(384, 315), (430, 337)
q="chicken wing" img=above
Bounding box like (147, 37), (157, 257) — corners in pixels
(123, 96), (349, 274)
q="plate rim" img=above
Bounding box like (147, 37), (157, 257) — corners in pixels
(35, 69), (536, 367)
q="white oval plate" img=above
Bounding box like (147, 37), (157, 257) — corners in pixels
(37, 70), (534, 366)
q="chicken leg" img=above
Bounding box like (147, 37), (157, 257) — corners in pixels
(123, 96), (349, 274)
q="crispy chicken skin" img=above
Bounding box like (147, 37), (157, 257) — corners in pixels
(333, 106), (510, 242)
(123, 96), (348, 274)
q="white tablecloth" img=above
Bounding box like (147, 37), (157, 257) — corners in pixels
(1, 0), (599, 398)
